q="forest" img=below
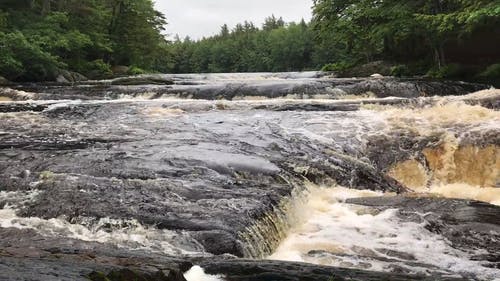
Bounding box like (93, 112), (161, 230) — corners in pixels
(0, 0), (499, 83)
(0, 0), (169, 81)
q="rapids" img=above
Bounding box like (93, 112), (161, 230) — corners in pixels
(0, 73), (498, 281)
(268, 186), (499, 280)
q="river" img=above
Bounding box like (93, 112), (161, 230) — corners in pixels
(0, 73), (498, 281)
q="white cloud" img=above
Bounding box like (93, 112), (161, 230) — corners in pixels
(154, 0), (312, 39)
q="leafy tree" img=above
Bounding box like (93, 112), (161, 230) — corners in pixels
(0, 0), (168, 81)
(312, 0), (500, 69)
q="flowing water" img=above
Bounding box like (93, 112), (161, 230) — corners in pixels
(268, 186), (499, 280)
(0, 74), (498, 280)
(265, 92), (500, 280)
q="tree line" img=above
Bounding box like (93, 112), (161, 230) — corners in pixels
(166, 0), (499, 81)
(164, 16), (318, 73)
(311, 0), (500, 79)
(0, 0), (498, 82)
(0, 0), (169, 81)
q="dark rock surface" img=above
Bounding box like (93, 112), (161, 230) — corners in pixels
(55, 70), (89, 83)
(0, 220), (474, 281)
(347, 196), (500, 269)
(0, 227), (467, 281)
(10, 73), (488, 101)
(197, 258), (467, 281)
(0, 74), (497, 280)
(0, 76), (11, 86)
(0, 100), (405, 259)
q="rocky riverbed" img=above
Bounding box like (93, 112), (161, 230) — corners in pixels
(0, 73), (498, 281)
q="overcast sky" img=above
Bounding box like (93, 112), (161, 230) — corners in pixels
(154, 0), (313, 40)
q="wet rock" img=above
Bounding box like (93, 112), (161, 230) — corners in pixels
(55, 70), (88, 83)
(0, 87), (35, 101)
(111, 65), (130, 75)
(0, 100), (404, 259)
(109, 76), (174, 86)
(339, 61), (394, 77)
(56, 74), (70, 83)
(460, 89), (500, 109)
(0, 227), (466, 281)
(347, 196), (500, 268)
(0, 75), (496, 281)
(12, 75), (488, 101)
(254, 102), (359, 112)
(196, 258), (466, 281)
(0, 76), (11, 86)
(332, 78), (486, 98)
(88, 268), (186, 281)
(0, 102), (49, 113)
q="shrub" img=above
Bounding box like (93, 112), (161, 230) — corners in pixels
(83, 59), (112, 79)
(426, 64), (466, 79)
(0, 31), (61, 81)
(127, 66), (147, 75)
(390, 65), (411, 77)
(477, 63), (500, 79)
(321, 61), (352, 73)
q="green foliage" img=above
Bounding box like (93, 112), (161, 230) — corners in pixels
(87, 271), (111, 281)
(39, 171), (55, 180)
(0, 0), (167, 81)
(0, 0), (498, 82)
(0, 31), (61, 81)
(127, 66), (147, 75)
(426, 64), (466, 79)
(83, 59), (112, 79)
(478, 64), (500, 79)
(391, 65), (411, 77)
(312, 0), (500, 70)
(164, 19), (315, 73)
(164, 0), (498, 78)
(321, 62), (352, 73)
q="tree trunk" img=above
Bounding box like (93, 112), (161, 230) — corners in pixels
(109, 0), (123, 34)
(42, 0), (52, 16)
(41, 0), (51, 15)
(56, 0), (64, 11)
(434, 47), (442, 69)
(439, 44), (446, 66)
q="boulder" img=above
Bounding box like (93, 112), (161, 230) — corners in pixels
(111, 65), (130, 75)
(55, 70), (88, 83)
(341, 61), (393, 77)
(347, 196), (500, 267)
(0, 76), (11, 86)
(109, 75), (174, 86)
(56, 75), (70, 83)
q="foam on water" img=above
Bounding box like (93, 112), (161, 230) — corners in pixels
(428, 183), (500, 206)
(269, 186), (500, 280)
(0, 88), (35, 100)
(457, 88), (500, 100)
(184, 266), (225, 281)
(368, 96), (499, 205)
(367, 99), (500, 137)
(0, 191), (207, 256)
